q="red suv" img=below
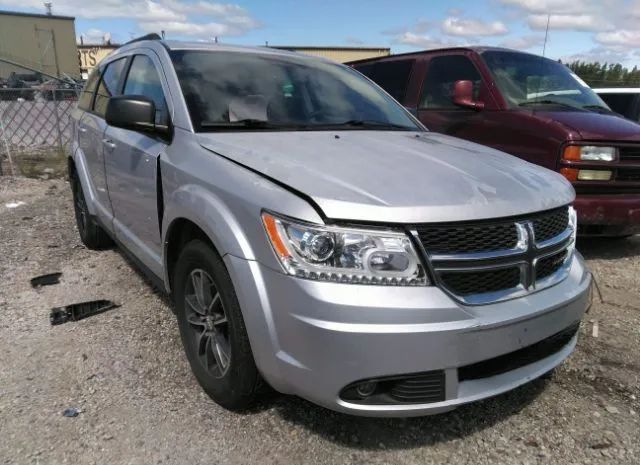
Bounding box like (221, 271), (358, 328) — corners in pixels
(350, 47), (640, 237)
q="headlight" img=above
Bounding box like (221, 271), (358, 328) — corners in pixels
(563, 145), (617, 162)
(262, 212), (429, 286)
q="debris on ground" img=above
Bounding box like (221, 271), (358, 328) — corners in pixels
(30, 272), (62, 288)
(62, 408), (81, 418)
(5, 201), (25, 209)
(49, 300), (120, 326)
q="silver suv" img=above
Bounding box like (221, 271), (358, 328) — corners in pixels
(69, 36), (591, 417)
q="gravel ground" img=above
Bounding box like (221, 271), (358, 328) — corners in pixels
(1, 176), (638, 465)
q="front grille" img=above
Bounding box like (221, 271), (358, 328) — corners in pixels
(416, 206), (573, 304)
(532, 208), (569, 243)
(459, 322), (580, 381)
(617, 168), (640, 182)
(536, 250), (568, 280)
(619, 146), (640, 161)
(440, 267), (521, 296)
(416, 222), (517, 255)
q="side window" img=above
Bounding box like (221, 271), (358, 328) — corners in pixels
(93, 58), (127, 117)
(420, 55), (482, 109)
(78, 69), (100, 110)
(372, 60), (414, 102)
(123, 55), (168, 125)
(354, 63), (375, 79)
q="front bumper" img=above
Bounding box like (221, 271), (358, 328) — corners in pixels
(575, 193), (640, 236)
(226, 252), (591, 417)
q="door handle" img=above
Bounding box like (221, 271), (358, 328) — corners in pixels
(102, 138), (116, 150)
(78, 126), (87, 133)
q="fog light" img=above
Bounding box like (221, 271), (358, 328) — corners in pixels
(577, 169), (612, 181)
(355, 381), (377, 397)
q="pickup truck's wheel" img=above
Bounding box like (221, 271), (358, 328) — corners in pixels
(70, 173), (113, 250)
(173, 240), (262, 410)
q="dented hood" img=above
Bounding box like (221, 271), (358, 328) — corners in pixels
(198, 131), (575, 223)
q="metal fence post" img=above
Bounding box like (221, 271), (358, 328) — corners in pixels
(53, 89), (63, 153)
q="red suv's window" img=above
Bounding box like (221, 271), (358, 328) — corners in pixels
(420, 55), (482, 109)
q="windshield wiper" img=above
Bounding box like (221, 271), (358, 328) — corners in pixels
(518, 100), (579, 109)
(582, 104), (616, 114)
(316, 119), (415, 130)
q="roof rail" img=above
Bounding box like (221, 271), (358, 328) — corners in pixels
(122, 33), (162, 47)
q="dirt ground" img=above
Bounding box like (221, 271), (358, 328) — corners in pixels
(1, 176), (638, 465)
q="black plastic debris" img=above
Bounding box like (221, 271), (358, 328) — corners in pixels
(62, 407), (81, 417)
(50, 300), (120, 326)
(30, 272), (62, 288)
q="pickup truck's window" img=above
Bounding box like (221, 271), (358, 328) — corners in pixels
(482, 51), (609, 111)
(598, 93), (638, 121)
(123, 55), (168, 125)
(170, 50), (420, 132)
(78, 69), (99, 111)
(93, 58), (127, 117)
(355, 60), (414, 102)
(420, 55), (482, 109)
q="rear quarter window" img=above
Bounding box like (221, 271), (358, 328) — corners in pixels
(356, 60), (414, 103)
(77, 70), (100, 111)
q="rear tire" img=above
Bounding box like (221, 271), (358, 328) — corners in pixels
(173, 239), (263, 410)
(70, 170), (113, 250)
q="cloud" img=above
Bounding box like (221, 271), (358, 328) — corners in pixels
(442, 17), (508, 36)
(528, 14), (610, 31)
(395, 32), (463, 50)
(78, 28), (110, 44)
(560, 46), (632, 65)
(499, 34), (545, 50)
(595, 30), (640, 49)
(0, 0), (260, 39)
(499, 0), (594, 15)
(345, 36), (364, 45)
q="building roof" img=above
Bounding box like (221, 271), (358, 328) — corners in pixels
(270, 45), (390, 52)
(0, 9), (74, 21)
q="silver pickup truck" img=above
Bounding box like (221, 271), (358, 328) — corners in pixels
(68, 35), (591, 417)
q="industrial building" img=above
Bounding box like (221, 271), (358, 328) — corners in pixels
(0, 9), (79, 80)
(269, 46), (391, 63)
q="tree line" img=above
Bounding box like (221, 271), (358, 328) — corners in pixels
(564, 61), (640, 88)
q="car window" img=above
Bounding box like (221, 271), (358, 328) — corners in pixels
(78, 69), (100, 111)
(123, 55), (168, 125)
(420, 55), (482, 109)
(93, 58), (127, 117)
(370, 60), (414, 102)
(170, 50), (420, 132)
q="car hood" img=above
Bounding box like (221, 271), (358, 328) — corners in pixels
(535, 110), (640, 141)
(198, 131), (574, 223)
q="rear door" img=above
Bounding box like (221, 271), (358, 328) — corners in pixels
(77, 58), (127, 224)
(104, 52), (170, 276)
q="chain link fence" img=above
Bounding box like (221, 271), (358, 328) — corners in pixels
(0, 61), (81, 177)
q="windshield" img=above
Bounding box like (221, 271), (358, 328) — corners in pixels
(170, 50), (421, 132)
(481, 51), (610, 111)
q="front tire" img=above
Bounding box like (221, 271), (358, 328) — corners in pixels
(70, 171), (113, 250)
(173, 240), (263, 410)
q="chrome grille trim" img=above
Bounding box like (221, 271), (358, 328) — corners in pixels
(412, 206), (575, 305)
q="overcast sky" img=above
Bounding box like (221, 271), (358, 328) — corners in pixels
(1, 0), (639, 66)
